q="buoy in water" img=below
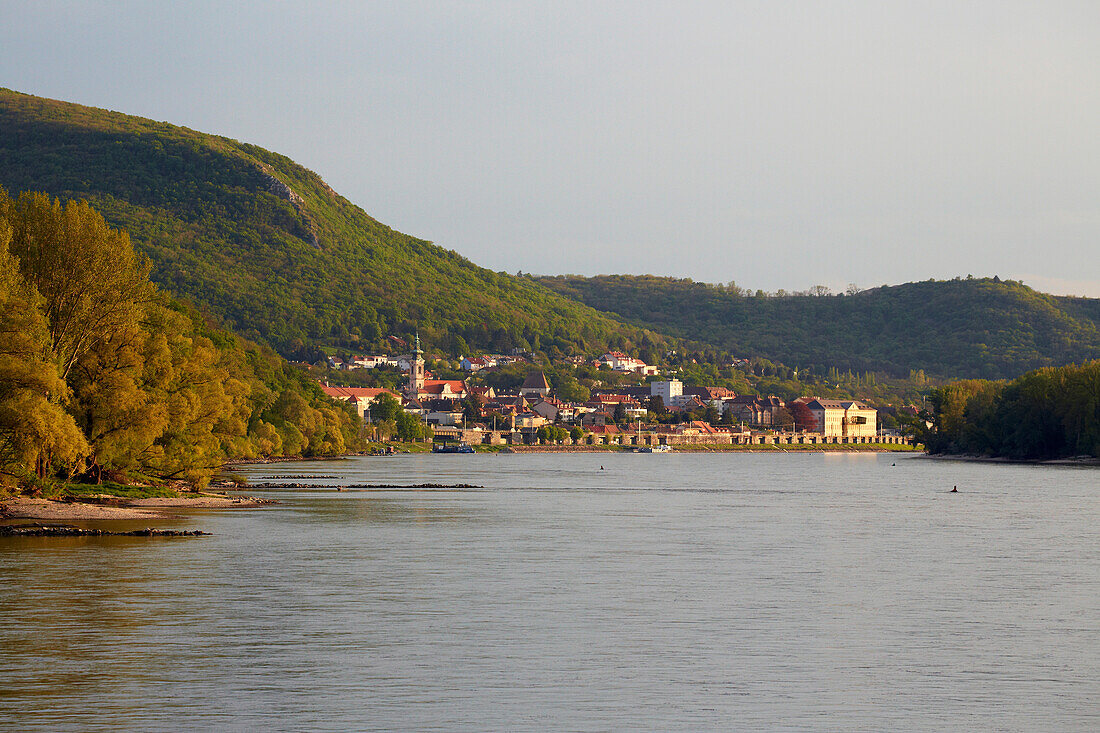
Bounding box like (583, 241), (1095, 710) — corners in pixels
(951, 485), (958, 492)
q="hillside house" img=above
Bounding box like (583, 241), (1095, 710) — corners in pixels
(597, 351), (656, 374)
(460, 355), (498, 372)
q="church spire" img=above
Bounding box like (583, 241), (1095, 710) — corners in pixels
(407, 330), (425, 400)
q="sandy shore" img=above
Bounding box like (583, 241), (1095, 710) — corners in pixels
(0, 495), (273, 520)
(124, 495), (275, 508)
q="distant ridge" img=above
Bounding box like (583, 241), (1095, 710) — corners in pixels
(538, 274), (1100, 380)
(0, 88), (668, 359)
(6, 87), (1097, 381)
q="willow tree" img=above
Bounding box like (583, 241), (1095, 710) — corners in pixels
(2, 191), (154, 379)
(0, 221), (88, 481)
(131, 306), (251, 483)
(0, 189), (363, 485)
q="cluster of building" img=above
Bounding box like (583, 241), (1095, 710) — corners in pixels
(460, 350), (660, 376)
(326, 353), (414, 371)
(321, 339), (888, 446)
(459, 354), (527, 372)
(328, 346), (662, 378)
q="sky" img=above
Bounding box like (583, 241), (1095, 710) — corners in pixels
(2, 1), (1099, 296)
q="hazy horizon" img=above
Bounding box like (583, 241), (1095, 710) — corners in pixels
(2, 1), (1098, 296)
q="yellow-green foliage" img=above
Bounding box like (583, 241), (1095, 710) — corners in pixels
(0, 188), (363, 487)
(0, 221), (89, 482)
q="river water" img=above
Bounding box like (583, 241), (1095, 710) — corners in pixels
(1, 452), (1097, 731)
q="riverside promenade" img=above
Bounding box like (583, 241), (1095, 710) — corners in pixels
(433, 425), (912, 449)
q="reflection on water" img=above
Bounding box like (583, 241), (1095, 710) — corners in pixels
(1, 453), (1098, 731)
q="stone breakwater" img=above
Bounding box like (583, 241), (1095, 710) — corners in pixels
(1, 524), (209, 537)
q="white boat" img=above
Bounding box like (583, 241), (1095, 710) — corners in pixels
(637, 444), (672, 453)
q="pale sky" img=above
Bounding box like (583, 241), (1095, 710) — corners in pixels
(3, 1), (1099, 296)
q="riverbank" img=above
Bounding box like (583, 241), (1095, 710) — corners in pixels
(222, 443), (430, 467)
(0, 494), (275, 521)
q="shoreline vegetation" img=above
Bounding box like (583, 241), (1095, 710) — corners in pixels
(0, 188), (368, 499)
(920, 361), (1100, 461)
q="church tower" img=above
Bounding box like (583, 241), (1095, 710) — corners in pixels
(407, 332), (425, 399)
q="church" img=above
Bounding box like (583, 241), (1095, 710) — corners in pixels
(404, 334), (468, 401)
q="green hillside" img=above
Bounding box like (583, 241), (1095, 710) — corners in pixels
(538, 275), (1100, 380)
(0, 88), (667, 360)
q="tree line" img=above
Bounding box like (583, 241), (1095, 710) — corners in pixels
(922, 362), (1100, 459)
(538, 274), (1100, 380)
(0, 190), (364, 489)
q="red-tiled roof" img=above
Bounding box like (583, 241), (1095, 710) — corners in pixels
(420, 380), (467, 395)
(320, 385), (397, 400)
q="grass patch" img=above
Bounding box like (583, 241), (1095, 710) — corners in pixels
(58, 481), (181, 499)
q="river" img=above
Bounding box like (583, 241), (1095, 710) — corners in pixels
(1, 452), (1097, 731)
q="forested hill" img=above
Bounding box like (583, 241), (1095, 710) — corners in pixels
(0, 88), (668, 359)
(538, 275), (1100, 380)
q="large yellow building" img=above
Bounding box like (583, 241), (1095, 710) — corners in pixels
(805, 399), (878, 437)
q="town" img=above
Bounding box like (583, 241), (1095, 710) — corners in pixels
(320, 338), (910, 450)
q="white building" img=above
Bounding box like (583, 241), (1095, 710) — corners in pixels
(650, 379), (683, 406)
(598, 351), (649, 372)
(351, 355), (400, 369)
